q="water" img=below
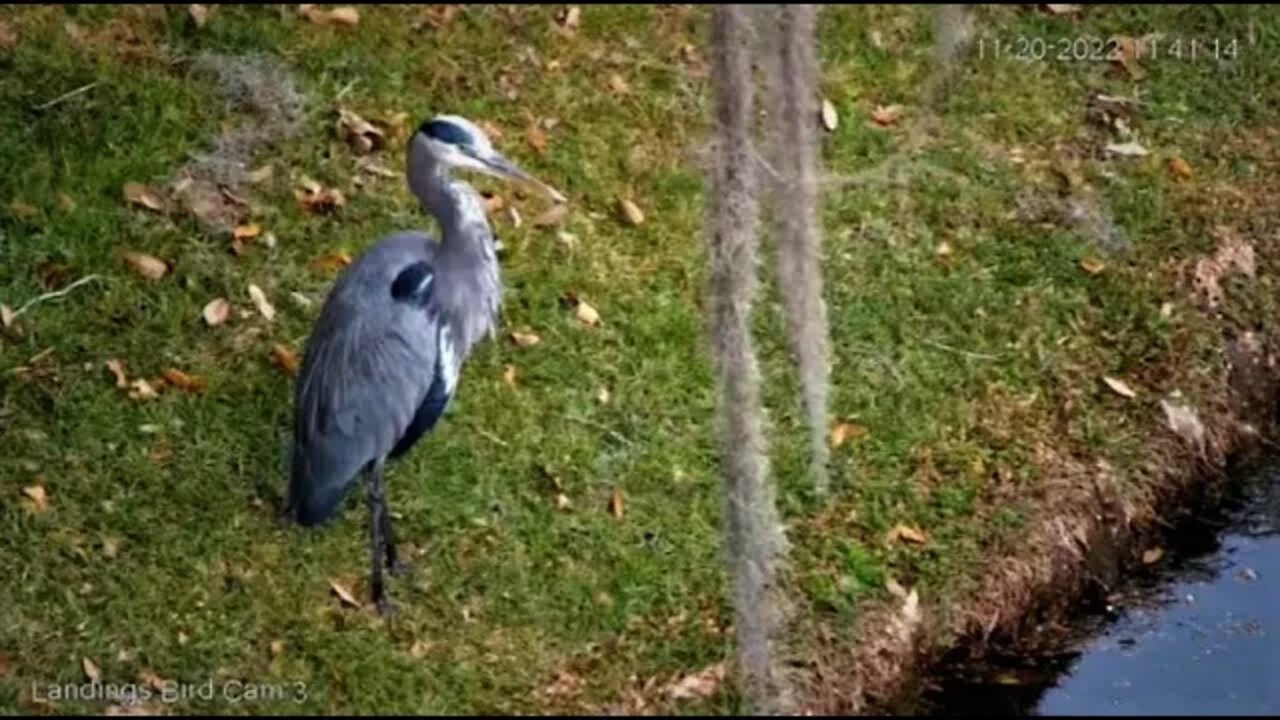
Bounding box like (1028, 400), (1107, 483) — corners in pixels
(922, 465), (1280, 716)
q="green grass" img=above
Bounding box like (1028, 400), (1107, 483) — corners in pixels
(1, 4), (1278, 714)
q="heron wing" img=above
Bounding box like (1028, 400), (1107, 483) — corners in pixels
(289, 272), (441, 524)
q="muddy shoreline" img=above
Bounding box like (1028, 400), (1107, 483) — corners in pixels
(795, 329), (1280, 715)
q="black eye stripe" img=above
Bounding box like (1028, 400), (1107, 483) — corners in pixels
(419, 119), (473, 147)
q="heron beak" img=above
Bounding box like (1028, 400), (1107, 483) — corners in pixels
(474, 149), (567, 204)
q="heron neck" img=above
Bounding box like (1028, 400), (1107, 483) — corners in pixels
(407, 148), (496, 265)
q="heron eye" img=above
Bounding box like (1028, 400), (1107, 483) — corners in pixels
(391, 261), (435, 305)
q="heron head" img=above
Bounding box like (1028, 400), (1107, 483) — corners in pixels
(413, 115), (567, 204)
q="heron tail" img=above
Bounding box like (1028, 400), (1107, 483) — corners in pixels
(285, 439), (350, 527)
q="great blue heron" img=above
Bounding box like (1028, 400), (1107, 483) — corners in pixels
(286, 114), (566, 614)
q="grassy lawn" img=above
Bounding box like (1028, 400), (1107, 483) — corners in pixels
(1, 4), (1277, 714)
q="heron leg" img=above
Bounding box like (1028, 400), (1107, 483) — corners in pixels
(379, 501), (410, 577)
(367, 457), (394, 616)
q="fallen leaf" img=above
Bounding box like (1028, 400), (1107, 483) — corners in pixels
(22, 484), (49, 512)
(355, 156), (398, 178)
(557, 5), (581, 35)
(502, 364), (518, 389)
(1, 304), (15, 329)
(311, 250), (353, 273)
(188, 4), (209, 27)
(935, 241), (953, 258)
(0, 21), (16, 51)
(8, 200), (38, 220)
(105, 359), (128, 389)
(886, 523), (928, 546)
(531, 203), (568, 227)
(821, 98), (838, 131)
(123, 182), (164, 212)
(147, 443), (173, 466)
(608, 486), (625, 520)
(1168, 156), (1193, 181)
(607, 73), (630, 94)
(574, 300), (601, 327)
(248, 284), (276, 322)
(665, 663), (726, 701)
(120, 251), (168, 281)
(290, 292), (313, 309)
(1160, 397), (1205, 450)
(408, 639), (433, 659)
(870, 104), (904, 127)
(884, 576), (909, 600)
(269, 640), (285, 658)
(525, 124), (548, 154)
(248, 165), (274, 184)
(336, 108), (386, 155)
(1105, 140), (1149, 158)
(1103, 376), (1137, 399)
(1080, 257), (1106, 275)
(511, 330), (541, 348)
(1043, 4), (1082, 14)
(271, 344), (299, 376)
(596, 387), (610, 405)
(1142, 547), (1164, 564)
(329, 579), (359, 607)
(102, 536), (121, 559)
(1193, 228), (1255, 308)
(128, 379), (160, 401)
(137, 669), (167, 693)
(555, 493), (572, 510)
(830, 421), (868, 448)
(202, 298), (231, 327)
(82, 657), (102, 683)
(619, 198), (645, 226)
(295, 177), (346, 214)
(162, 369), (205, 393)
(302, 5), (359, 26)
(233, 223), (261, 242)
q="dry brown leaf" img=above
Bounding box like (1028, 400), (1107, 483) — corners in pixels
(886, 523), (928, 546)
(336, 108), (386, 155)
(829, 421), (868, 448)
(557, 5), (581, 35)
(295, 177), (346, 214)
(0, 304), (15, 330)
(1168, 156), (1193, 181)
(531, 203), (568, 227)
(202, 298), (231, 327)
(83, 657), (102, 683)
(22, 485), (49, 512)
(554, 493), (572, 510)
(129, 379), (160, 401)
(311, 250), (353, 274)
(619, 198), (645, 226)
(8, 200), (38, 220)
(596, 387), (610, 405)
(1142, 547), (1164, 565)
(248, 165), (274, 184)
(123, 182), (164, 212)
(821, 97), (838, 131)
(1043, 4), (1082, 14)
(136, 669), (167, 693)
(102, 536), (121, 559)
(329, 578), (359, 607)
(607, 73), (630, 94)
(665, 662), (726, 701)
(525, 124), (548, 154)
(248, 284), (276, 322)
(511, 330), (541, 348)
(271, 344), (299, 376)
(502, 364), (518, 389)
(0, 21), (17, 51)
(935, 241), (954, 258)
(1102, 376), (1137, 399)
(870, 104), (904, 127)
(327, 6), (360, 26)
(233, 223), (261, 242)
(105, 359), (129, 389)
(162, 369), (205, 394)
(608, 486), (625, 520)
(188, 4), (210, 27)
(1080, 257), (1106, 275)
(1105, 140), (1149, 157)
(269, 640), (285, 658)
(574, 300), (601, 327)
(120, 251), (168, 281)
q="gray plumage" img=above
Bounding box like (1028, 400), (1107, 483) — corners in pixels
(285, 114), (565, 613)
